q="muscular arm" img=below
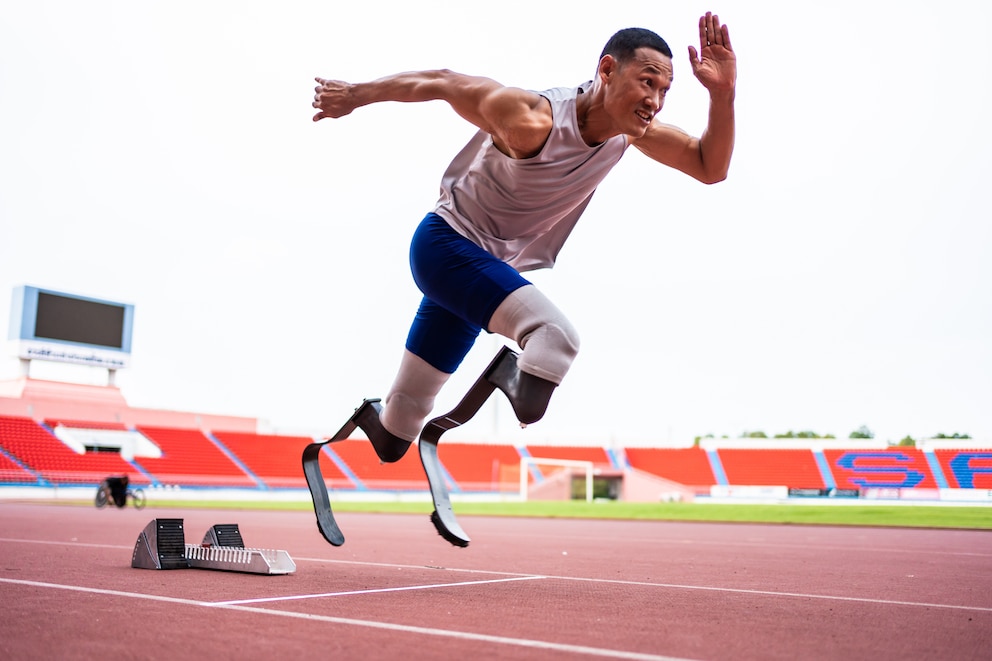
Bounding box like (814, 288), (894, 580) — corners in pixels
(632, 91), (735, 184)
(631, 12), (736, 184)
(313, 70), (552, 159)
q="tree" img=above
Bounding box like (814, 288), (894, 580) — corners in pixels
(692, 433), (715, 447)
(774, 430), (823, 438)
(849, 425), (874, 439)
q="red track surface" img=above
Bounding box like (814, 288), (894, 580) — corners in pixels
(1, 503), (990, 660)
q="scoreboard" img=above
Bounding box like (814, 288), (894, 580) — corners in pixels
(8, 285), (134, 370)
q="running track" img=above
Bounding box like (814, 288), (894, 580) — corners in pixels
(1, 503), (990, 660)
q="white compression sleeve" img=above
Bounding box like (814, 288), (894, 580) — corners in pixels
(486, 285), (580, 384)
(380, 349), (451, 442)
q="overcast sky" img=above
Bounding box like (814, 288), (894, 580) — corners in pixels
(2, 1), (989, 445)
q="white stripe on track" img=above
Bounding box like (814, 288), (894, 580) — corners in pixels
(3, 537), (991, 612)
(0, 577), (692, 661)
(549, 575), (992, 613)
(292, 556), (992, 613)
(209, 574), (545, 605)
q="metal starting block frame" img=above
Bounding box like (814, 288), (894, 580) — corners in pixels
(131, 520), (296, 575)
(302, 346), (518, 550)
(185, 544), (296, 575)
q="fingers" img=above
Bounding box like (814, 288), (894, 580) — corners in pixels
(709, 13), (723, 48)
(312, 77), (356, 121)
(312, 78), (330, 121)
(312, 90), (323, 121)
(313, 77), (333, 101)
(313, 78), (331, 101)
(698, 11), (730, 51)
(698, 13), (708, 48)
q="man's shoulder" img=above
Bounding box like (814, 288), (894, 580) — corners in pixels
(536, 83), (588, 103)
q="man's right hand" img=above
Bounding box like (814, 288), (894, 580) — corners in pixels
(312, 78), (357, 121)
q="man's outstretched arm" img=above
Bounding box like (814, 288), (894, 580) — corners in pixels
(312, 70), (552, 158)
(632, 12), (736, 184)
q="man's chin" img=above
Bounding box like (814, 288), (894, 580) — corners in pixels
(625, 125), (651, 139)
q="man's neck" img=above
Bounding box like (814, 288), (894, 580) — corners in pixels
(575, 82), (616, 147)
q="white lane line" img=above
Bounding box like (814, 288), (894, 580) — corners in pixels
(0, 577), (693, 661)
(461, 534), (992, 558)
(291, 557), (992, 612)
(208, 575), (546, 606)
(16, 534), (985, 561)
(0, 577), (207, 606)
(217, 601), (693, 660)
(294, 555), (540, 577)
(0, 537), (131, 550)
(3, 538), (990, 612)
(4, 535), (990, 560)
(549, 575), (992, 613)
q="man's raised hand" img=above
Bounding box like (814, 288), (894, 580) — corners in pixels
(688, 12), (736, 93)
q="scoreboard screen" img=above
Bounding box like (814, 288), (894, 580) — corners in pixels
(8, 286), (134, 369)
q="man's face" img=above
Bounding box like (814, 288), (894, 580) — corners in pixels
(603, 47), (673, 137)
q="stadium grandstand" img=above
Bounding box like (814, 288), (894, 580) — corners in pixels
(2, 374), (991, 504)
(2, 287), (990, 505)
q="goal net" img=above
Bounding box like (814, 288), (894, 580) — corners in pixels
(519, 457), (595, 502)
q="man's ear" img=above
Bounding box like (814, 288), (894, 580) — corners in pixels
(598, 54), (617, 83)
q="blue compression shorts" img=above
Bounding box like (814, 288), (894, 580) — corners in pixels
(406, 213), (530, 373)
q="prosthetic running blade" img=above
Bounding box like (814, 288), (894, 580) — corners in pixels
(302, 404), (365, 546)
(419, 346), (518, 547)
(303, 398), (414, 546)
(304, 346), (530, 549)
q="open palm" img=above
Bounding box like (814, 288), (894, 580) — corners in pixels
(689, 12), (736, 92)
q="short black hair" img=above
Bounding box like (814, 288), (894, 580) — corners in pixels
(599, 27), (672, 63)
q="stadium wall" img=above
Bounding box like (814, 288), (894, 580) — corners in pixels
(2, 377), (991, 504)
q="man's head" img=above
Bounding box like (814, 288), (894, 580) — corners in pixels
(599, 28), (672, 65)
(591, 28), (674, 139)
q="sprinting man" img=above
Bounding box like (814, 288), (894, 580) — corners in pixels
(312, 12), (736, 462)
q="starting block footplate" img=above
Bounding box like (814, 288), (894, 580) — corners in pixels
(131, 520), (295, 574)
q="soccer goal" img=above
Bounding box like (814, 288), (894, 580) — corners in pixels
(519, 457), (595, 502)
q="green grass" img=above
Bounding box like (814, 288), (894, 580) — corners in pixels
(130, 498), (992, 530)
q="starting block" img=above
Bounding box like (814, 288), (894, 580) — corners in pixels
(131, 519), (296, 575)
(130, 518), (188, 570)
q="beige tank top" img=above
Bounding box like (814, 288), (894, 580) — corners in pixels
(432, 82), (628, 272)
